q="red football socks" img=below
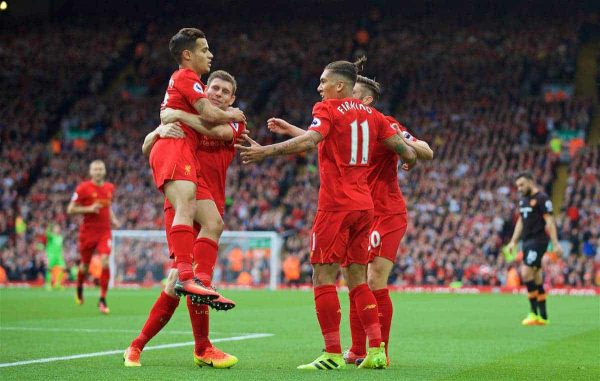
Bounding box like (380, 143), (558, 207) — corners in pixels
(170, 225), (195, 281)
(314, 285), (342, 354)
(99, 267), (110, 298)
(131, 292), (179, 350)
(350, 283), (382, 348)
(193, 237), (218, 285)
(373, 288), (393, 357)
(186, 296), (211, 355)
(348, 293), (367, 356)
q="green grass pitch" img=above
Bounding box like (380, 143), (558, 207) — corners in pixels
(1, 288), (598, 380)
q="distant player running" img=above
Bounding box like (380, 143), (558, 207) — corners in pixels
(67, 160), (120, 314)
(237, 58), (417, 370)
(124, 70), (244, 368)
(507, 172), (563, 326)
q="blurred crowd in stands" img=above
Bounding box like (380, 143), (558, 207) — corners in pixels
(1, 6), (598, 288)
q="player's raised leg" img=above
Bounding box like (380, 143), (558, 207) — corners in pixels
(191, 198), (235, 310)
(163, 180), (219, 301)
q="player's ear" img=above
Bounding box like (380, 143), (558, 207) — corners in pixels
(229, 94), (236, 107)
(181, 49), (192, 62)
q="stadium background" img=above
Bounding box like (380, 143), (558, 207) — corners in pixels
(1, 0), (599, 290)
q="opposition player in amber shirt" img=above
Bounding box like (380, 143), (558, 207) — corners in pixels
(125, 71), (244, 369)
(148, 28), (244, 302)
(236, 58), (417, 370)
(67, 160), (120, 314)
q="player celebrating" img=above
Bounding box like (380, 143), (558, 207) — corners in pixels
(268, 75), (433, 367)
(67, 160), (120, 314)
(148, 28), (245, 301)
(507, 172), (562, 326)
(124, 70), (244, 369)
(236, 58), (417, 370)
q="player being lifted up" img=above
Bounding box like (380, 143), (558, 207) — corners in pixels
(236, 58), (417, 370)
(67, 160), (120, 314)
(148, 28), (245, 302)
(507, 172), (562, 326)
(124, 70), (245, 369)
(268, 75), (434, 367)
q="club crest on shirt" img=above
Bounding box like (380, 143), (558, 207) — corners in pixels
(530, 199), (537, 207)
(184, 165), (192, 175)
(310, 117), (321, 128)
(193, 82), (203, 94)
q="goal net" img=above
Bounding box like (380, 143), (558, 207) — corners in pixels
(110, 230), (284, 290)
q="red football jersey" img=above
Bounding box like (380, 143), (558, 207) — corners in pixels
(368, 116), (417, 216)
(308, 98), (397, 211)
(162, 121), (246, 215)
(196, 121), (247, 215)
(71, 181), (115, 231)
(160, 68), (207, 147)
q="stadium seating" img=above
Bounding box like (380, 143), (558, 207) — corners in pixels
(1, 11), (597, 287)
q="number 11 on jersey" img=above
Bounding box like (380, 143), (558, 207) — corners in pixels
(350, 120), (369, 165)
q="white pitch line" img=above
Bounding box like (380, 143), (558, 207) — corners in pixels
(0, 333), (273, 368)
(0, 327), (228, 335)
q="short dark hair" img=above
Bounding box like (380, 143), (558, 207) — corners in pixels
(515, 171), (534, 181)
(207, 70), (237, 94)
(324, 56), (367, 84)
(356, 75), (381, 103)
(169, 28), (206, 64)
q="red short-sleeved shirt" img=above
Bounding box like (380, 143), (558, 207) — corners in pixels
(71, 181), (115, 231)
(308, 98), (396, 211)
(367, 115), (417, 216)
(160, 68), (207, 148)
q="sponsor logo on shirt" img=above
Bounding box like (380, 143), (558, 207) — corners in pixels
(185, 165), (192, 175)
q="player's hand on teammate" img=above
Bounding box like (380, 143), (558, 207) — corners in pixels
(235, 135), (266, 164)
(88, 202), (103, 214)
(157, 123), (185, 139)
(227, 107), (246, 123)
(267, 118), (292, 135)
(160, 108), (182, 124)
(401, 161), (416, 171)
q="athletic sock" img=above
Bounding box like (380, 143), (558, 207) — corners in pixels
(525, 281), (539, 314)
(131, 292), (180, 351)
(350, 283), (382, 348)
(100, 266), (110, 298)
(348, 292), (367, 356)
(537, 284), (547, 319)
(169, 225), (195, 281)
(186, 296), (211, 355)
(373, 288), (393, 357)
(193, 238), (218, 285)
(314, 285), (342, 354)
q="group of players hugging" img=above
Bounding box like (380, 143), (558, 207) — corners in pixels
(67, 27), (558, 371)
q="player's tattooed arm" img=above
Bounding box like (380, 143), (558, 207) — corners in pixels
(141, 123), (185, 156)
(267, 118), (306, 137)
(160, 108), (234, 141)
(193, 98), (246, 125)
(235, 131), (322, 164)
(382, 134), (417, 164)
